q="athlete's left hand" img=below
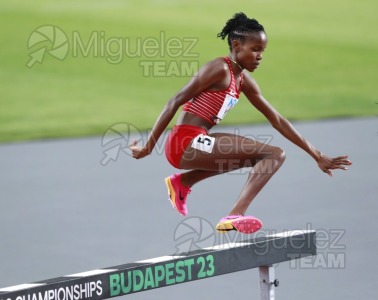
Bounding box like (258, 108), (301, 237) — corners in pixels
(316, 154), (352, 177)
(129, 140), (149, 159)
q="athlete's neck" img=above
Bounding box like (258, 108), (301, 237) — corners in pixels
(228, 56), (243, 73)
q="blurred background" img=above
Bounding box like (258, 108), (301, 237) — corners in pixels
(1, 0), (377, 142)
(1, 0), (377, 299)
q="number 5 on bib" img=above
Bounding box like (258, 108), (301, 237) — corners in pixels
(191, 134), (215, 153)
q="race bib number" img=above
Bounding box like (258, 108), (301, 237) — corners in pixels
(191, 134), (215, 153)
(217, 94), (238, 121)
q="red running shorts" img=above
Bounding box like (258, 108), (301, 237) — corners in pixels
(165, 124), (207, 168)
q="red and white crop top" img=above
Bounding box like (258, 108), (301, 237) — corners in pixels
(182, 56), (243, 125)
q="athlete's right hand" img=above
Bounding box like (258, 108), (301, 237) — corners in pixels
(129, 140), (149, 159)
(316, 153), (351, 177)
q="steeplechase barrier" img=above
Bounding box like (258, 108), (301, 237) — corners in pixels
(0, 230), (316, 300)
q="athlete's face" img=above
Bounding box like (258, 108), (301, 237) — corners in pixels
(234, 31), (268, 72)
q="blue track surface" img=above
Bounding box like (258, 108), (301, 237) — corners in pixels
(0, 117), (377, 299)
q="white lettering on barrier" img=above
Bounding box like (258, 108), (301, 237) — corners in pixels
(3, 281), (103, 300)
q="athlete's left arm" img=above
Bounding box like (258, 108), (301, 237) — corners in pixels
(241, 72), (351, 176)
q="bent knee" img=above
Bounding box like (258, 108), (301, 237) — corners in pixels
(273, 147), (286, 164)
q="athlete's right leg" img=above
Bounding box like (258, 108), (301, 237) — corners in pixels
(179, 132), (284, 191)
(165, 168), (233, 216)
(175, 132), (285, 233)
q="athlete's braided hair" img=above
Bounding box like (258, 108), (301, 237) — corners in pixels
(217, 12), (265, 50)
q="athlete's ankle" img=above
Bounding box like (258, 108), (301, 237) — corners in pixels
(228, 211), (244, 216)
(179, 173), (191, 188)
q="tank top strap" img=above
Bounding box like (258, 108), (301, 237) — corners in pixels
(224, 56), (243, 94)
(238, 71), (244, 94)
(223, 57), (236, 86)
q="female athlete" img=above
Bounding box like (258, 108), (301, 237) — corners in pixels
(129, 12), (351, 234)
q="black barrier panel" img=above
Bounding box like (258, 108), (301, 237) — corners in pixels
(0, 230), (316, 300)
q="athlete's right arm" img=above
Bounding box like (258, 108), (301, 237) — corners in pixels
(129, 58), (228, 159)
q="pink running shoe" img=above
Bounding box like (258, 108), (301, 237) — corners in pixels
(216, 215), (263, 234)
(164, 174), (191, 216)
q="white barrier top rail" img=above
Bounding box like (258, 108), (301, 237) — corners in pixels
(0, 230), (316, 300)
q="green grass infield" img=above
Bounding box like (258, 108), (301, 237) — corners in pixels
(1, 0), (377, 142)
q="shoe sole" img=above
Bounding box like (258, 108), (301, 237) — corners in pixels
(216, 217), (262, 234)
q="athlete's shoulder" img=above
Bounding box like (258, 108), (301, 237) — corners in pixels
(241, 71), (262, 94)
(198, 57), (229, 78)
(241, 71), (256, 83)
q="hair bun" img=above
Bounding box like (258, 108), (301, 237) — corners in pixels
(217, 12), (264, 49)
(234, 12), (248, 22)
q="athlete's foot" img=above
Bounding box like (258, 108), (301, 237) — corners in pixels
(164, 174), (191, 216)
(216, 215), (262, 234)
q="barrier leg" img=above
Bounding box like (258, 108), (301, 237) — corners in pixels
(259, 265), (279, 300)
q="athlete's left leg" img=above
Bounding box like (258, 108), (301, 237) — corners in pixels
(176, 132), (285, 212)
(174, 131), (285, 233)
